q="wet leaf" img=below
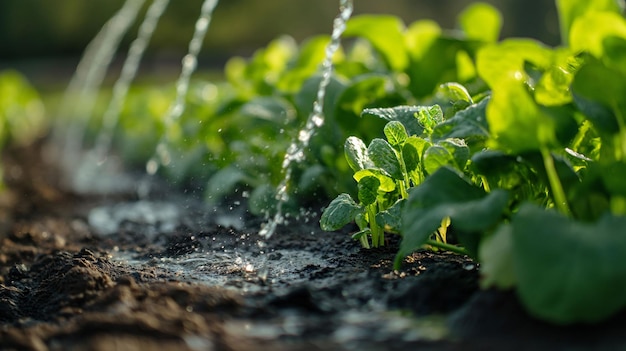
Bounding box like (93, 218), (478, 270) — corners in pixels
(345, 136), (373, 172)
(358, 176), (380, 206)
(384, 121), (409, 147)
(362, 105), (426, 136)
(320, 194), (362, 231)
(368, 138), (403, 180)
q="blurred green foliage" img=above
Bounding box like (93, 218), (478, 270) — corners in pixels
(0, 0), (561, 62)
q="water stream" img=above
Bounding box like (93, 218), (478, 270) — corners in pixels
(57, 0), (145, 165)
(146, 0), (220, 175)
(259, 0), (354, 238)
(94, 0), (170, 162)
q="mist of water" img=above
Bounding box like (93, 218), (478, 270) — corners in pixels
(259, 0), (354, 238)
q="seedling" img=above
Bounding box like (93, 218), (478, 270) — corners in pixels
(321, 104), (469, 248)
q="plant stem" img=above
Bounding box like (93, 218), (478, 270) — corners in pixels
(425, 239), (470, 256)
(481, 175), (491, 193)
(360, 234), (370, 249)
(611, 101), (626, 161)
(367, 204), (381, 248)
(540, 147), (572, 216)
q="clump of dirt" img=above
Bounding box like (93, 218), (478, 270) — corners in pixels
(1, 143), (626, 351)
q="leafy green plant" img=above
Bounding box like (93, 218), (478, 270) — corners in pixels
(93, 2), (499, 216)
(320, 102), (481, 249)
(321, 0), (626, 325)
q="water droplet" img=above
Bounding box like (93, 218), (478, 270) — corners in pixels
(312, 114), (324, 127)
(260, 0), (353, 240)
(146, 158), (159, 175)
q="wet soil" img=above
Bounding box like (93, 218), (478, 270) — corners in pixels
(1, 143), (626, 351)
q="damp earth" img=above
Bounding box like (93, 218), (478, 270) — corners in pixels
(1, 143), (626, 351)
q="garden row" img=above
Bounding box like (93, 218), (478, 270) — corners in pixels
(2, 0), (626, 326)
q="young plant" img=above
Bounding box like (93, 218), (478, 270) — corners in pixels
(320, 103), (472, 248)
(320, 122), (415, 248)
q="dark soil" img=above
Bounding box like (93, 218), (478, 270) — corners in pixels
(1, 143), (626, 351)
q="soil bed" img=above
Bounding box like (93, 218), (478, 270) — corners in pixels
(1, 143), (625, 351)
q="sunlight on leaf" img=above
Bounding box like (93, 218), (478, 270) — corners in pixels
(345, 15), (409, 71)
(458, 2), (502, 43)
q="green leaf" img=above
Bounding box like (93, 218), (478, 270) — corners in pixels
(479, 223), (516, 289)
(603, 36), (626, 74)
(572, 94), (618, 134)
(402, 142), (420, 173)
(376, 199), (405, 233)
(396, 167), (509, 267)
(423, 139), (469, 175)
(368, 138), (403, 180)
(404, 136), (431, 158)
(534, 50), (583, 106)
(433, 82), (473, 118)
(344, 136), (373, 172)
(423, 145), (453, 175)
(405, 25), (480, 97)
(440, 138), (470, 169)
(358, 176), (380, 206)
(572, 58), (625, 133)
(0, 70), (46, 146)
(512, 204), (626, 324)
(477, 41), (561, 152)
(320, 194), (362, 231)
(240, 96), (296, 123)
(384, 121), (409, 147)
(336, 74), (395, 116)
(416, 105), (444, 134)
(569, 11), (626, 56)
(278, 35), (331, 91)
(295, 75), (345, 122)
(405, 20), (442, 59)
(362, 105), (426, 136)
(354, 169), (396, 193)
(431, 97), (490, 142)
(557, 0), (624, 45)
(344, 15), (409, 71)
(458, 2), (502, 43)
(477, 39), (553, 87)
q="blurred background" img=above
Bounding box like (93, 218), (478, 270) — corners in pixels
(0, 0), (560, 89)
